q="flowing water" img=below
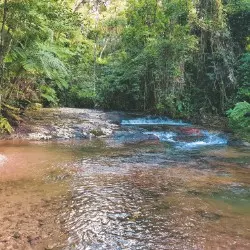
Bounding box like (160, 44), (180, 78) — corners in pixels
(0, 116), (250, 249)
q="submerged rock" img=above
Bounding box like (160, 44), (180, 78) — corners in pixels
(179, 127), (202, 136)
(114, 131), (159, 144)
(227, 137), (250, 147)
(196, 210), (222, 221)
(243, 141), (250, 147)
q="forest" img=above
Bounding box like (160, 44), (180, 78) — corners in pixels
(0, 2), (250, 249)
(0, 0), (249, 136)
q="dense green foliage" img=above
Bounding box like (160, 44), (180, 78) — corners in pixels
(0, 0), (249, 134)
(227, 102), (250, 128)
(0, 0), (95, 128)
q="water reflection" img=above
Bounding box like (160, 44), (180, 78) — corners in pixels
(1, 121), (248, 249)
(64, 170), (200, 249)
(62, 140), (250, 249)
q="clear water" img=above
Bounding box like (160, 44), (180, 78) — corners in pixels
(62, 140), (250, 250)
(121, 117), (228, 149)
(0, 117), (250, 250)
(61, 117), (249, 249)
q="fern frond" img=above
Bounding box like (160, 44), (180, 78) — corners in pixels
(13, 42), (69, 90)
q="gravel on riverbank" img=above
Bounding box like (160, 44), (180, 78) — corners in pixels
(7, 108), (121, 141)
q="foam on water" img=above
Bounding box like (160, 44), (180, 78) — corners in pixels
(120, 116), (227, 150)
(121, 117), (190, 126)
(143, 131), (177, 142)
(143, 130), (227, 149)
(176, 132), (228, 150)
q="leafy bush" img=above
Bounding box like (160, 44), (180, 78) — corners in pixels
(227, 101), (250, 129)
(40, 85), (59, 107)
(67, 85), (95, 108)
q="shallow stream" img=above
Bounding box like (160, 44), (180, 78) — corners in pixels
(0, 116), (250, 249)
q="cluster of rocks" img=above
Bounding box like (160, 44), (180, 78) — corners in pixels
(12, 108), (120, 141)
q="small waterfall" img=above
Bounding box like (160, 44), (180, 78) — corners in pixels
(119, 116), (228, 149)
(121, 117), (190, 126)
(119, 115), (228, 149)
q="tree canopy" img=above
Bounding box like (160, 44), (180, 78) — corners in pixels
(0, 0), (249, 133)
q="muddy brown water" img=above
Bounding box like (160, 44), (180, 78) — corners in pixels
(0, 138), (250, 250)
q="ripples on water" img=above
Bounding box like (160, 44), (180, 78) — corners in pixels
(0, 122), (249, 249)
(64, 159), (202, 250)
(62, 148), (250, 249)
(142, 131), (227, 149)
(59, 117), (250, 249)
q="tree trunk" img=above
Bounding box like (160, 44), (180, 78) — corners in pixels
(0, 0), (8, 86)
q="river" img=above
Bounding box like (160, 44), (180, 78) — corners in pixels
(0, 115), (249, 249)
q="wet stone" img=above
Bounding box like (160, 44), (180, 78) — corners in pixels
(187, 190), (205, 196)
(27, 235), (42, 245)
(9, 108), (121, 141)
(154, 202), (170, 211)
(12, 232), (21, 239)
(196, 210), (222, 221)
(114, 131), (159, 144)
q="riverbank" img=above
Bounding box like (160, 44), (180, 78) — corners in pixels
(4, 108), (250, 146)
(2, 108), (120, 141)
(1, 107), (249, 146)
(1, 107), (249, 148)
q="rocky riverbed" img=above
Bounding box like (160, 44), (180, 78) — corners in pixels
(9, 108), (121, 141)
(0, 108), (249, 250)
(0, 141), (77, 250)
(0, 108), (122, 249)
